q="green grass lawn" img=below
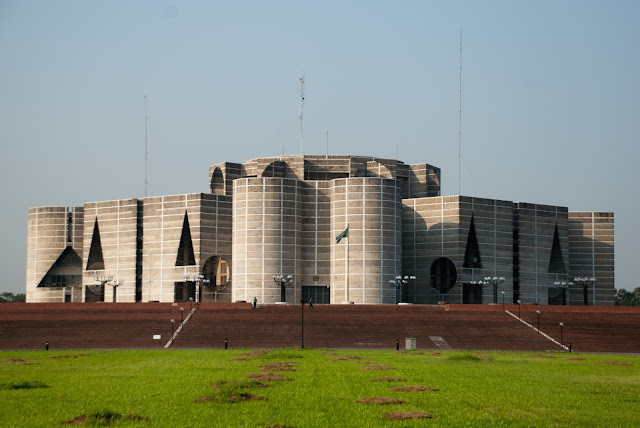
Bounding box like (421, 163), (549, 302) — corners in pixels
(1, 348), (638, 427)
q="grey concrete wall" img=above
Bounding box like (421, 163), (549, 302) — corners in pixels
(236, 155), (441, 199)
(515, 203), (570, 305)
(457, 197), (514, 304)
(142, 193), (229, 303)
(209, 162), (245, 196)
(83, 199), (139, 302)
(401, 196), (462, 304)
(331, 177), (402, 304)
(195, 194), (233, 302)
(299, 181), (332, 290)
(402, 196), (512, 305)
(568, 212), (615, 306)
(26, 206), (83, 303)
(232, 178), (303, 303)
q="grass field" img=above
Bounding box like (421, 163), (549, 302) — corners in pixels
(1, 348), (639, 427)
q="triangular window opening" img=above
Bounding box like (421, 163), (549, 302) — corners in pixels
(86, 220), (105, 270)
(463, 216), (482, 268)
(175, 212), (196, 266)
(548, 223), (566, 274)
(38, 246), (82, 287)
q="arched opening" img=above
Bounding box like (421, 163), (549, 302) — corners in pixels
(202, 256), (230, 302)
(262, 161), (288, 178)
(203, 256), (229, 286)
(210, 167), (225, 195)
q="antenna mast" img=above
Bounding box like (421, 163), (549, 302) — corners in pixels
(144, 94), (149, 198)
(458, 30), (462, 195)
(299, 76), (305, 154)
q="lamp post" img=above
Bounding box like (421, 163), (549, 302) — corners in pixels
(94, 274), (121, 302)
(559, 322), (564, 345)
(574, 277), (596, 306)
(553, 281), (573, 305)
(388, 275), (416, 304)
(300, 299), (305, 349)
(180, 307), (184, 324)
(536, 310), (541, 334)
(484, 276), (505, 304)
(501, 291), (505, 312)
(273, 274), (294, 303)
(517, 299), (521, 319)
(184, 274), (210, 306)
(171, 319), (175, 337)
(189, 297), (193, 311)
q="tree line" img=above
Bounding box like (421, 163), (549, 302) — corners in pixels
(0, 292), (26, 303)
(614, 288), (640, 306)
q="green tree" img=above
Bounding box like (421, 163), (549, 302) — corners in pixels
(0, 292), (26, 303)
(614, 288), (640, 306)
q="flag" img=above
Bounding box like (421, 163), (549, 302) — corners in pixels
(336, 226), (349, 244)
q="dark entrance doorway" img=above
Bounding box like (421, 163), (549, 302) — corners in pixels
(548, 287), (566, 305)
(85, 284), (104, 302)
(463, 283), (483, 304)
(174, 281), (196, 302)
(302, 286), (330, 304)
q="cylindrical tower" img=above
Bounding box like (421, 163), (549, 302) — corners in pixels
(331, 177), (402, 304)
(232, 177), (302, 303)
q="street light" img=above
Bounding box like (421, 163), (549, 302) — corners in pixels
(388, 275), (416, 304)
(189, 297), (193, 311)
(180, 307), (184, 324)
(517, 299), (521, 319)
(184, 274), (210, 306)
(273, 274), (294, 303)
(553, 281), (573, 305)
(171, 319), (175, 337)
(93, 274), (121, 302)
(536, 310), (541, 334)
(559, 322), (564, 345)
(574, 277), (596, 306)
(501, 291), (505, 312)
(484, 277), (505, 304)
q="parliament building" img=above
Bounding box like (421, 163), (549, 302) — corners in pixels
(26, 155), (614, 305)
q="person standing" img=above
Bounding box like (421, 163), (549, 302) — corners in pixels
(309, 297), (313, 308)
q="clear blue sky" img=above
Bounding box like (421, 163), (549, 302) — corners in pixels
(1, 1), (638, 294)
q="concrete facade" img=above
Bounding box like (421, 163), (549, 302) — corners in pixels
(26, 154), (614, 305)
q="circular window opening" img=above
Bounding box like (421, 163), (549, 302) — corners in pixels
(202, 256), (229, 287)
(430, 257), (457, 294)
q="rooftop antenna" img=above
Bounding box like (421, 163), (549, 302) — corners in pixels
(299, 75), (305, 154)
(458, 29), (462, 195)
(144, 94), (149, 198)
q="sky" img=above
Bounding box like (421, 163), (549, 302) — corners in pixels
(1, 1), (639, 294)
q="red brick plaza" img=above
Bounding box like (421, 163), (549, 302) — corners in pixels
(1, 303), (639, 353)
